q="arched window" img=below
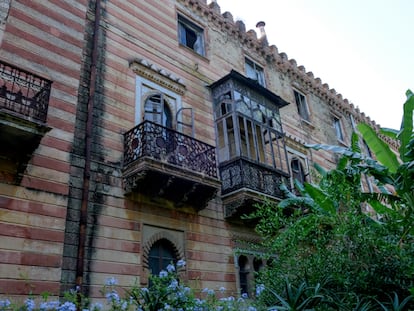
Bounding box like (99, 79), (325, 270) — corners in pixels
(291, 158), (306, 185)
(238, 255), (249, 295)
(144, 94), (173, 128)
(253, 257), (263, 273)
(148, 239), (177, 276)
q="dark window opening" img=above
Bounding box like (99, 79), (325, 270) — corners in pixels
(253, 257), (263, 273)
(245, 58), (265, 86)
(333, 116), (344, 141)
(294, 90), (309, 121)
(291, 158), (306, 185)
(144, 94), (173, 128)
(148, 239), (177, 276)
(178, 15), (205, 56)
(238, 255), (249, 295)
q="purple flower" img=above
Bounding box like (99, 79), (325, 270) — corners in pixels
(0, 300), (11, 308)
(58, 301), (77, 311)
(256, 284), (265, 296)
(90, 302), (103, 311)
(105, 277), (118, 286)
(176, 259), (186, 268)
(105, 291), (120, 303)
(40, 300), (60, 310)
(25, 298), (36, 311)
(166, 264), (175, 273)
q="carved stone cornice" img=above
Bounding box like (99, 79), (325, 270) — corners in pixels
(129, 58), (186, 95)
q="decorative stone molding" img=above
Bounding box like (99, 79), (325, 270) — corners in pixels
(285, 135), (309, 154)
(129, 58), (186, 95)
(0, 0), (10, 25)
(141, 224), (185, 268)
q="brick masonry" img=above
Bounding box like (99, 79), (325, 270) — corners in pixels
(0, 0), (395, 300)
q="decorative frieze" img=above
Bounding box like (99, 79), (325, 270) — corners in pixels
(129, 58), (186, 95)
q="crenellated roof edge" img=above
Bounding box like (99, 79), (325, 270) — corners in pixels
(177, 0), (398, 149)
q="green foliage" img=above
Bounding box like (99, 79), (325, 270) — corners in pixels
(265, 279), (324, 311)
(250, 90), (414, 310)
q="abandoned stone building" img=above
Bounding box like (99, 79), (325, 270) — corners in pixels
(0, 0), (392, 300)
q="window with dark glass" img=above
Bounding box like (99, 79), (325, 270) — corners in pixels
(214, 89), (284, 169)
(238, 255), (249, 295)
(178, 15), (205, 56)
(245, 58), (265, 86)
(333, 116), (344, 141)
(294, 90), (310, 121)
(291, 158), (306, 185)
(144, 93), (173, 128)
(148, 239), (177, 276)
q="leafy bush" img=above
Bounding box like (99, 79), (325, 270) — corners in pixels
(248, 91), (414, 310)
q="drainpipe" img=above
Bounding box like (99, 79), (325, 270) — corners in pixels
(76, 0), (101, 295)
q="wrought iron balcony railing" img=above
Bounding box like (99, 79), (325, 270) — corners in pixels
(0, 60), (52, 122)
(124, 120), (218, 179)
(220, 157), (289, 198)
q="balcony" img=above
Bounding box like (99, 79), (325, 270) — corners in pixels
(123, 121), (221, 209)
(220, 157), (289, 219)
(0, 60), (52, 183)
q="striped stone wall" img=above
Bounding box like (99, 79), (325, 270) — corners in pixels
(0, 0), (88, 297)
(0, 0), (388, 301)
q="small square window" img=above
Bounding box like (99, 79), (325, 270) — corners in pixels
(293, 90), (310, 121)
(178, 15), (205, 56)
(333, 116), (344, 141)
(245, 58), (265, 86)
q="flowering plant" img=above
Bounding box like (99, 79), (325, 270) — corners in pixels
(1, 260), (263, 311)
(101, 260), (262, 311)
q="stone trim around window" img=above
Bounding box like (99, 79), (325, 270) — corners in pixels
(129, 58), (186, 95)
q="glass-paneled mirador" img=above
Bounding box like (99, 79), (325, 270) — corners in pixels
(214, 82), (286, 172)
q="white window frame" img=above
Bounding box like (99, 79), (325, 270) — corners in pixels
(135, 76), (182, 128)
(293, 90), (310, 121)
(177, 14), (205, 56)
(245, 58), (265, 86)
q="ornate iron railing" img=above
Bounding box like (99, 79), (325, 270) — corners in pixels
(0, 60), (52, 122)
(124, 120), (218, 178)
(220, 157), (288, 198)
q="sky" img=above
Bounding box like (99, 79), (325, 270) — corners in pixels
(217, 0), (414, 130)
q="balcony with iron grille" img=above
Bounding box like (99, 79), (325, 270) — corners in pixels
(123, 121), (221, 209)
(220, 157), (289, 219)
(0, 60), (52, 183)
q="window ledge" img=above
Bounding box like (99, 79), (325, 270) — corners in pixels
(300, 118), (315, 129)
(178, 44), (209, 61)
(337, 139), (348, 147)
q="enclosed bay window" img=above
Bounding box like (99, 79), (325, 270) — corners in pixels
(213, 72), (284, 169)
(210, 71), (290, 214)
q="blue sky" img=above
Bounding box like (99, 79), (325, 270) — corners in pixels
(217, 0), (414, 130)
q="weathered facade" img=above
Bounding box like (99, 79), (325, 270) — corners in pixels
(0, 0), (392, 300)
